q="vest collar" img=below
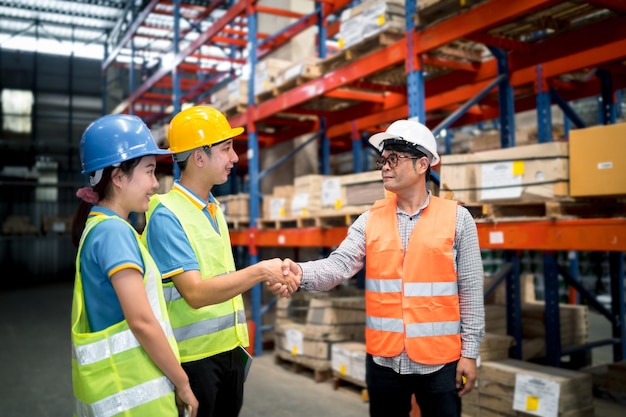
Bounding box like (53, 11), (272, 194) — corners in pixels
(172, 181), (219, 211)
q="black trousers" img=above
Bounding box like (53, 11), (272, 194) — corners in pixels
(366, 354), (461, 417)
(182, 348), (245, 417)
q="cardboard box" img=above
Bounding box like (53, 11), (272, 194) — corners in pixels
(440, 141), (569, 203)
(569, 122), (626, 197)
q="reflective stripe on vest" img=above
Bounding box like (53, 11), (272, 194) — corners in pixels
(74, 376), (174, 417)
(365, 195), (462, 365)
(144, 191), (249, 362)
(72, 214), (178, 417)
(174, 309), (247, 342)
(73, 323), (174, 366)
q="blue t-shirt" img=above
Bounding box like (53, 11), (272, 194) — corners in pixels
(80, 207), (144, 332)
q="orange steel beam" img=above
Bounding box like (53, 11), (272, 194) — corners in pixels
(476, 219), (626, 252)
(323, 88), (386, 103)
(256, 5), (304, 19)
(423, 55), (481, 73)
(230, 218), (626, 251)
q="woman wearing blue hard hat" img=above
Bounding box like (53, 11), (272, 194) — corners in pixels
(70, 114), (198, 417)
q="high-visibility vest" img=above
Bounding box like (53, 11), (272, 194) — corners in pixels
(71, 213), (179, 417)
(143, 190), (248, 362)
(364, 195), (461, 365)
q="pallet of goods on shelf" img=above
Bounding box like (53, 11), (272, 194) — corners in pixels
(484, 272), (590, 362)
(2, 215), (39, 235)
(331, 341), (367, 399)
(474, 359), (594, 417)
(606, 360), (626, 396)
(41, 215), (73, 235)
(210, 78), (247, 118)
(337, 0), (406, 50)
(270, 58), (322, 96)
(441, 124), (626, 222)
(258, 172), (383, 229)
(416, 0), (486, 27)
(219, 193), (250, 230)
(274, 287), (365, 382)
(440, 141), (570, 206)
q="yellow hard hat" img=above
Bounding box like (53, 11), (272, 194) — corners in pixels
(167, 105), (244, 154)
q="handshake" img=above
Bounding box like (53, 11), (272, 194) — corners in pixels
(258, 258), (302, 298)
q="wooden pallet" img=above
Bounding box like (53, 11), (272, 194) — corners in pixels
(332, 371), (368, 402)
(226, 219), (249, 230)
(274, 350), (332, 382)
(463, 198), (626, 220)
(258, 206), (369, 230)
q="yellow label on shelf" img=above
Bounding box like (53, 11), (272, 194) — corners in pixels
(339, 364), (347, 375)
(301, 208), (308, 217)
(338, 38), (345, 49)
(513, 161), (525, 176)
(279, 207), (285, 217)
(525, 396), (539, 411)
(291, 346), (298, 356)
(377, 15), (385, 26)
(334, 199), (342, 209)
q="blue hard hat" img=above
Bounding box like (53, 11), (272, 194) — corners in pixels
(80, 114), (172, 174)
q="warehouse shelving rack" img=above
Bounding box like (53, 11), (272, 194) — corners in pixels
(106, 0), (626, 363)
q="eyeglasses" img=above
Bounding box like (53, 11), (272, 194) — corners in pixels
(375, 153), (421, 170)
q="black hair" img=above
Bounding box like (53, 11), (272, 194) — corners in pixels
(71, 157), (142, 248)
(382, 141), (431, 182)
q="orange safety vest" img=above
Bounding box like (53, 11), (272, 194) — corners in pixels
(364, 195), (461, 365)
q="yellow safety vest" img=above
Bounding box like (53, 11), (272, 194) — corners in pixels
(365, 195), (462, 365)
(144, 191), (248, 363)
(71, 214), (179, 417)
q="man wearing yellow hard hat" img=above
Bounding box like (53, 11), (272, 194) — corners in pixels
(141, 106), (300, 417)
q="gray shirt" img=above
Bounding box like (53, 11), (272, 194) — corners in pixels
(299, 192), (485, 375)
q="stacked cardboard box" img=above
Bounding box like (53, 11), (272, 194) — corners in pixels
(569, 122), (626, 197)
(477, 359), (594, 416)
(42, 215), (73, 234)
(331, 341), (367, 385)
(2, 215), (39, 235)
(440, 141), (569, 204)
(211, 78), (246, 111)
(240, 58), (293, 98)
(338, 0), (407, 49)
(275, 289), (365, 374)
(262, 185), (294, 220)
(341, 170), (385, 206)
(291, 174), (326, 216)
(483, 272), (589, 361)
(219, 193), (250, 222)
(607, 360), (626, 394)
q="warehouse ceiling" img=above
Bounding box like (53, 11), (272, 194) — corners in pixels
(0, 0), (232, 60)
(0, 0), (129, 47)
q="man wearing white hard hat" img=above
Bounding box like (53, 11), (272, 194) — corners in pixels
(285, 119), (485, 417)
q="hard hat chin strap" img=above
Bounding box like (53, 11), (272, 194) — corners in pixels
(89, 169), (103, 186)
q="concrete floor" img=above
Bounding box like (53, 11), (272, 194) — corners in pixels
(1, 281), (624, 417)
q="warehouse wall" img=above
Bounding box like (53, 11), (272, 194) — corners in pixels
(1, 49), (104, 286)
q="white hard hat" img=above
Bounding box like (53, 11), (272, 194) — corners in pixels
(368, 119), (440, 166)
